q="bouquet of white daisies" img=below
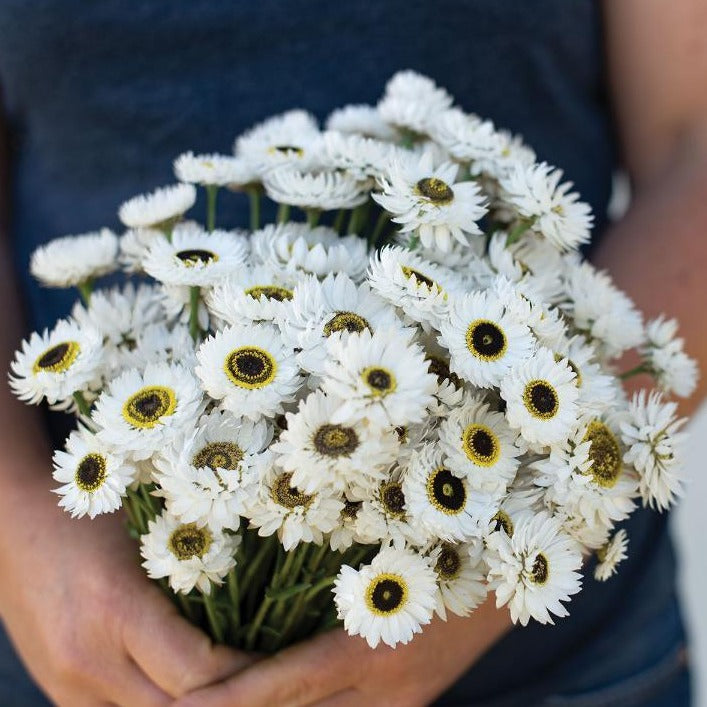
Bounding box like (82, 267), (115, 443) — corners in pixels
(9, 71), (698, 652)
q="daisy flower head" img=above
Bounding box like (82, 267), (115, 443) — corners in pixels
(333, 545), (437, 649)
(500, 347), (579, 447)
(119, 227), (164, 273)
(155, 410), (272, 531)
(262, 165), (368, 211)
(205, 264), (298, 326)
(92, 362), (204, 461)
(499, 162), (593, 252)
(373, 150), (487, 252)
(140, 511), (239, 594)
(173, 151), (258, 188)
(251, 222), (369, 282)
(426, 540), (488, 620)
(594, 529), (629, 582)
(641, 317), (698, 398)
(142, 223), (248, 288)
(377, 70), (453, 136)
(368, 245), (460, 330)
(325, 104), (397, 141)
(439, 289), (535, 389)
(329, 497), (369, 552)
(438, 394), (522, 493)
(323, 328), (437, 427)
(561, 261), (644, 360)
(30, 229), (119, 288)
(403, 443), (497, 542)
(118, 183), (196, 229)
(486, 512), (582, 626)
(52, 427), (137, 518)
(621, 391), (688, 511)
(195, 323), (301, 420)
(10, 318), (104, 406)
(245, 468), (343, 550)
(278, 273), (404, 378)
(273, 390), (399, 496)
(320, 130), (396, 181)
(234, 109), (322, 174)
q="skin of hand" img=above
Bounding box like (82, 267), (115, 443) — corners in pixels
(175, 599), (511, 707)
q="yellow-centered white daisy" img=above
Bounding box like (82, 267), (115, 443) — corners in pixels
(333, 545), (437, 649)
(118, 183), (196, 229)
(173, 151), (259, 187)
(195, 323), (301, 421)
(325, 104), (398, 141)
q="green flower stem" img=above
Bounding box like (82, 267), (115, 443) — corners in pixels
(72, 391), (92, 417)
(177, 592), (196, 622)
(247, 188), (261, 231)
(188, 286), (202, 342)
(277, 203), (291, 223)
(505, 217), (536, 246)
(369, 210), (389, 248)
(239, 535), (276, 602)
(306, 541), (329, 575)
(124, 489), (148, 535)
(333, 208), (347, 234)
(619, 363), (650, 380)
(76, 279), (93, 306)
(245, 594), (273, 651)
(227, 567), (240, 633)
(306, 208), (321, 227)
(138, 484), (159, 521)
(203, 591), (225, 643)
(205, 185), (219, 232)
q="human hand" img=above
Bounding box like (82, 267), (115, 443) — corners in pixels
(0, 481), (253, 706)
(176, 597), (511, 707)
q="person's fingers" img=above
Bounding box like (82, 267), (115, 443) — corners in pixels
(122, 590), (254, 698)
(312, 689), (360, 707)
(175, 630), (366, 707)
(102, 658), (172, 707)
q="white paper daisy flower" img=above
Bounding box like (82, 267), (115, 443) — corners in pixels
(373, 151), (487, 252)
(620, 391), (687, 511)
(499, 163), (593, 252)
(119, 227), (164, 273)
(325, 104), (397, 141)
(251, 222), (369, 282)
(403, 443), (496, 542)
(30, 229), (119, 288)
(52, 427), (137, 518)
(174, 151), (259, 187)
(10, 318), (104, 406)
(438, 394), (522, 493)
(323, 328), (437, 427)
(486, 512), (582, 625)
(333, 545), (437, 648)
(329, 498), (370, 552)
(377, 70), (453, 135)
(439, 289), (535, 389)
(245, 468), (343, 550)
(195, 323), (301, 420)
(594, 529), (628, 582)
(501, 347), (579, 447)
(205, 263), (298, 326)
(273, 390), (399, 496)
(142, 223), (248, 287)
(140, 512), (239, 594)
(92, 362), (205, 461)
(118, 183), (196, 229)
(320, 131), (396, 181)
(155, 410), (272, 531)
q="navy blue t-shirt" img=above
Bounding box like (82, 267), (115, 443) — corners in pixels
(0, 2), (683, 704)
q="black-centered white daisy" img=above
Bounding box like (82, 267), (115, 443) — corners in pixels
(272, 390), (399, 496)
(119, 183), (196, 229)
(439, 289), (535, 389)
(155, 410), (273, 531)
(245, 468), (343, 550)
(323, 328), (437, 427)
(205, 263), (298, 326)
(93, 362), (204, 461)
(10, 318), (104, 406)
(195, 323), (301, 421)
(333, 545), (437, 649)
(251, 223), (369, 282)
(30, 229), (119, 288)
(52, 427), (137, 518)
(403, 443), (496, 542)
(374, 150), (487, 252)
(140, 511), (239, 594)
(142, 223), (248, 287)
(486, 512), (582, 626)
(501, 347), (579, 448)
(277, 273), (405, 379)
(438, 394), (522, 493)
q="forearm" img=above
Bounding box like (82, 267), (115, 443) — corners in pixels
(592, 129), (707, 414)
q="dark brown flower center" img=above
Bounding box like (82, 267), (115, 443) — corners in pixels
(416, 177), (454, 204)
